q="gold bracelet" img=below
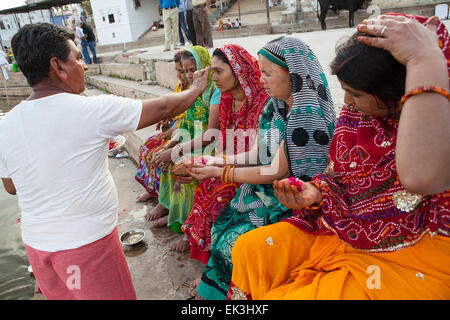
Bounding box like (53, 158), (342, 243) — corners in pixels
(230, 165), (235, 183)
(221, 165), (230, 182)
(225, 165), (231, 183)
(220, 154), (228, 165)
(306, 182), (323, 210)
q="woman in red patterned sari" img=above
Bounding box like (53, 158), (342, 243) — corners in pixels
(180, 44), (269, 265)
(228, 14), (450, 300)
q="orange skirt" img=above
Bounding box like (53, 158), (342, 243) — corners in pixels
(230, 222), (450, 300)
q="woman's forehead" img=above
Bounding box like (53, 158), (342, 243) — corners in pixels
(258, 55), (288, 74)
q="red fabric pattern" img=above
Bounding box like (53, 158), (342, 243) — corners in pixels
(182, 44), (269, 263)
(286, 106), (450, 252)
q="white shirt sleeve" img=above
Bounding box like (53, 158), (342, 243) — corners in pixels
(0, 155), (10, 178)
(96, 95), (143, 139)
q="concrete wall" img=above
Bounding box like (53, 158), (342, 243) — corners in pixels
(125, 0), (161, 41)
(154, 61), (179, 89)
(91, 0), (160, 46)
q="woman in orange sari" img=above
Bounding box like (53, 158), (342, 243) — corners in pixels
(228, 14), (450, 300)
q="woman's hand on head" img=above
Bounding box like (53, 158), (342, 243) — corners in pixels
(357, 15), (444, 66)
(273, 179), (322, 210)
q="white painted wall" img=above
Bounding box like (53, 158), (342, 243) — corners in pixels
(126, 0), (161, 41)
(0, 10), (52, 46)
(91, 0), (161, 46)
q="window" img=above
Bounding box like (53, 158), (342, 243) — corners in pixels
(0, 21), (5, 30)
(134, 0), (141, 9)
(102, 16), (105, 21)
(108, 14), (115, 23)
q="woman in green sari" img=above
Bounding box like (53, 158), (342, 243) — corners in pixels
(188, 37), (337, 299)
(150, 46), (217, 236)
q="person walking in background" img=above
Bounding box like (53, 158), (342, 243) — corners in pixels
(184, 0), (197, 45)
(75, 23), (89, 64)
(192, 0), (213, 48)
(80, 22), (97, 64)
(160, 0), (181, 52)
(178, 0), (192, 46)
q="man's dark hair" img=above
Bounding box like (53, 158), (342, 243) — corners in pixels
(330, 32), (406, 117)
(11, 23), (75, 86)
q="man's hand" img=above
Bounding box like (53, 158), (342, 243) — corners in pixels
(191, 67), (210, 96)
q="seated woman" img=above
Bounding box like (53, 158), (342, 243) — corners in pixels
(228, 14), (450, 300)
(135, 52), (189, 203)
(181, 44), (269, 262)
(149, 46), (217, 238)
(188, 37), (337, 299)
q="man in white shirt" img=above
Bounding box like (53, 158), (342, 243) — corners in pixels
(0, 23), (209, 300)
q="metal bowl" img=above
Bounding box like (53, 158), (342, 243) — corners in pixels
(120, 228), (145, 246)
(109, 135), (126, 153)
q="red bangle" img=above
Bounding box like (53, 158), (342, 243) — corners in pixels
(401, 85), (450, 106)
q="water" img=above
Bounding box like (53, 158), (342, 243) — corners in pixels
(0, 183), (35, 299)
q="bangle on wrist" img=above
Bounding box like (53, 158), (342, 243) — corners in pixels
(401, 85), (450, 106)
(230, 165), (235, 183)
(220, 154), (228, 165)
(221, 165), (231, 183)
(306, 181), (323, 209)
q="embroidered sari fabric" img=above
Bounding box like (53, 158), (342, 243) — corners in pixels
(196, 37), (337, 300)
(181, 44), (269, 264)
(286, 105), (450, 252)
(158, 46), (215, 233)
(135, 80), (186, 196)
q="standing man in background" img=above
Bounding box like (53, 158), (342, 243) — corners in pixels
(192, 0), (213, 48)
(80, 22), (97, 64)
(75, 23), (89, 64)
(178, 0), (191, 46)
(184, 0), (197, 45)
(159, 0), (180, 52)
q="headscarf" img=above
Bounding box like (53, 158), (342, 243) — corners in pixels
(215, 44), (269, 154)
(183, 46), (216, 106)
(258, 36), (337, 181)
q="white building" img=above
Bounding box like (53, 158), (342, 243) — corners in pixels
(90, 0), (161, 45)
(0, 0), (85, 47)
(0, 10), (53, 47)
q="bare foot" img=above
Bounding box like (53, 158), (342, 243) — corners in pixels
(152, 215), (168, 227)
(136, 192), (155, 203)
(188, 275), (202, 297)
(145, 203), (168, 220)
(169, 238), (190, 252)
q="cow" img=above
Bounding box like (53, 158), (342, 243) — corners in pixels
(317, 0), (371, 30)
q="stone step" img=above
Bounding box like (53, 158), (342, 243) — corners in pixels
(85, 75), (172, 163)
(99, 63), (147, 82)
